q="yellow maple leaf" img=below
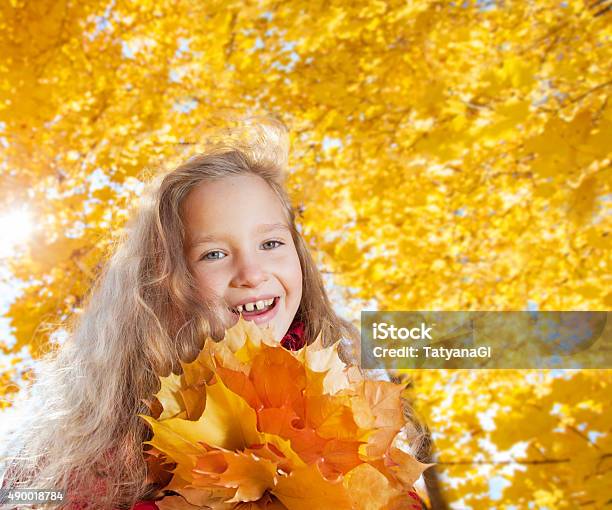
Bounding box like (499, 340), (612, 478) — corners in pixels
(272, 464), (352, 510)
(192, 448), (277, 502)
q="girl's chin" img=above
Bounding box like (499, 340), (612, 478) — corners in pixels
(226, 312), (282, 340)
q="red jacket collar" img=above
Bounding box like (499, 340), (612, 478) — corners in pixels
(280, 320), (306, 351)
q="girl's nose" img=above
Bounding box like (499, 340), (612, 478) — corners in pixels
(230, 257), (268, 288)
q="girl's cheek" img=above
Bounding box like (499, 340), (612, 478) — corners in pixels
(193, 279), (222, 309)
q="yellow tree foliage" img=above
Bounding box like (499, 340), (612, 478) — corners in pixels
(0, 0), (610, 508)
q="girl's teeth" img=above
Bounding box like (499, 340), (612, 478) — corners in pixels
(234, 298), (276, 314)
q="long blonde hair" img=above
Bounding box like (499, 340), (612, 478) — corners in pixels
(0, 119), (360, 509)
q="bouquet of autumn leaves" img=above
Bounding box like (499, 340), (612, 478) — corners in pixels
(140, 318), (431, 509)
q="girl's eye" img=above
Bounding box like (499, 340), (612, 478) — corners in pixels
(200, 250), (226, 261)
(199, 241), (283, 261)
(262, 240), (284, 250)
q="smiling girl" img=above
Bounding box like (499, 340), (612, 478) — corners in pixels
(181, 169), (304, 345)
(0, 119), (367, 509)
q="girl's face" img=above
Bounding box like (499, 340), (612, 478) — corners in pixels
(182, 174), (303, 341)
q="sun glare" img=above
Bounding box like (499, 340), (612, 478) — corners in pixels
(0, 208), (34, 258)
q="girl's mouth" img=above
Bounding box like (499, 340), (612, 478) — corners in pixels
(230, 297), (281, 325)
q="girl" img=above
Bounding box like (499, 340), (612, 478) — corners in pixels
(0, 119), (370, 509)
